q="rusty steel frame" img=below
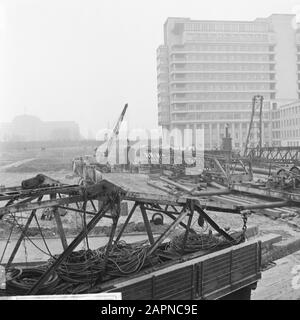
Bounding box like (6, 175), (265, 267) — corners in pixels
(2, 175), (300, 295)
(247, 146), (300, 165)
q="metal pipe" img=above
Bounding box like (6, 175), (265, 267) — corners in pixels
(236, 200), (289, 210)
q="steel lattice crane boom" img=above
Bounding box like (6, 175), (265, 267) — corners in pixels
(103, 103), (128, 158)
(95, 103), (128, 165)
(243, 95), (263, 157)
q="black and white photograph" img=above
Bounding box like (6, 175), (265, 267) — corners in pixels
(1, 0), (300, 305)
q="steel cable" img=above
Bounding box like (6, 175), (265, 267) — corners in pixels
(168, 231), (232, 254)
(5, 267), (59, 295)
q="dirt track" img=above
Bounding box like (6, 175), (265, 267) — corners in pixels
(253, 251), (300, 300)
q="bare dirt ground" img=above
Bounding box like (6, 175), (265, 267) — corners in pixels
(253, 251), (300, 300)
(2, 168), (299, 241)
(1, 146), (300, 299)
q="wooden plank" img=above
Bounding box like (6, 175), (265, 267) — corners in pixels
(147, 181), (178, 195)
(107, 238), (262, 297)
(53, 208), (68, 250)
(231, 183), (300, 203)
(160, 176), (194, 193)
(51, 194), (68, 251)
(124, 192), (187, 206)
(156, 285), (192, 299)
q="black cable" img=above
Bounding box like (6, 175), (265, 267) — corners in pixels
(0, 219), (14, 264)
(9, 214), (54, 258)
(6, 267), (59, 295)
(33, 212), (54, 258)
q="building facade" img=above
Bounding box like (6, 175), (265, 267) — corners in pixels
(157, 14), (300, 150)
(272, 100), (300, 147)
(0, 115), (81, 141)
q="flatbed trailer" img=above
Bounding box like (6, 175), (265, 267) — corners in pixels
(0, 173), (272, 299)
(3, 237), (261, 300)
(104, 238), (261, 300)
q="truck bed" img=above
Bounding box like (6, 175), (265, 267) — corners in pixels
(106, 239), (261, 300)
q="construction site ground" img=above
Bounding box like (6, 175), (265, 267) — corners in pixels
(1, 149), (300, 299)
(253, 251), (300, 300)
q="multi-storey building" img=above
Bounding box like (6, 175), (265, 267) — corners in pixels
(272, 100), (300, 147)
(157, 14), (299, 150)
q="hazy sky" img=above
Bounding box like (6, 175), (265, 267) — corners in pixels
(0, 0), (299, 138)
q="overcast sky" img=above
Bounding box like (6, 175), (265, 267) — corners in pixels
(0, 0), (299, 138)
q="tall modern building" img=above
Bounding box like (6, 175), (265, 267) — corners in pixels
(157, 14), (300, 150)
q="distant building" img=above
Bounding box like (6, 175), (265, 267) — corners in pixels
(272, 100), (300, 147)
(0, 115), (81, 141)
(157, 14), (300, 150)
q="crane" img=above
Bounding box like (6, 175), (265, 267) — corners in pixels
(95, 103), (128, 167)
(243, 95), (263, 157)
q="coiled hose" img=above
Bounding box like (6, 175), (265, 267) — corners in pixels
(6, 267), (59, 295)
(49, 249), (105, 284)
(3, 233), (232, 295)
(168, 232), (231, 254)
(99, 241), (158, 277)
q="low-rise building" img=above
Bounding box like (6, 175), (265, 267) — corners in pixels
(0, 115), (80, 141)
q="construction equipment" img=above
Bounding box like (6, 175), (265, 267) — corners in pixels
(0, 171), (269, 299)
(244, 95), (264, 157)
(95, 103), (128, 168)
(72, 104), (128, 176)
(221, 123), (232, 152)
(21, 174), (61, 190)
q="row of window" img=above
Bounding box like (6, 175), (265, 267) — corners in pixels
(171, 53), (273, 62)
(185, 33), (270, 43)
(171, 92), (274, 100)
(173, 102), (271, 111)
(172, 121), (268, 129)
(280, 105), (300, 118)
(184, 22), (270, 33)
(172, 105), (250, 112)
(282, 129), (300, 139)
(172, 112), (254, 121)
(171, 73), (274, 81)
(286, 141), (300, 146)
(281, 117), (300, 127)
(171, 83), (274, 91)
(272, 131), (281, 139)
(172, 63), (274, 71)
(172, 44), (273, 52)
(272, 121), (280, 129)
